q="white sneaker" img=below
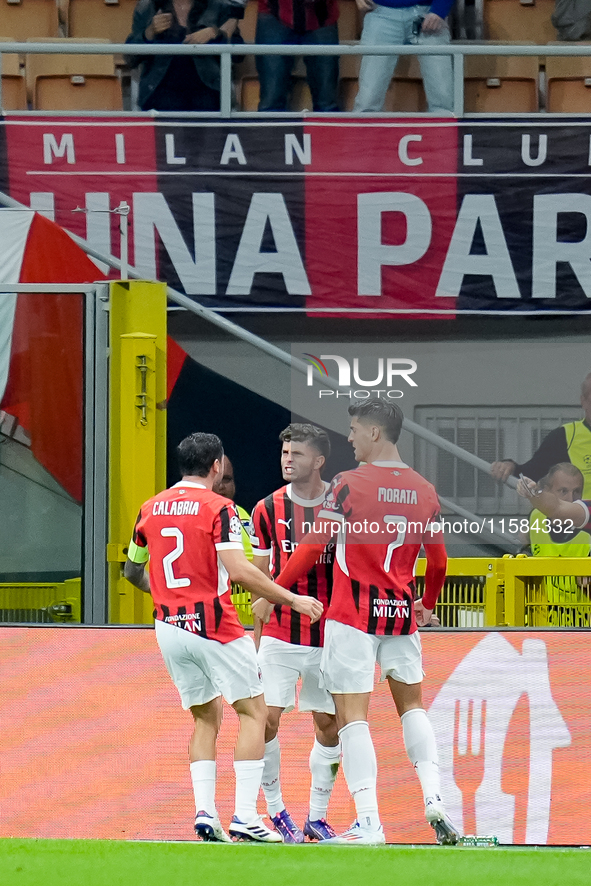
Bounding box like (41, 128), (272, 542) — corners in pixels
(194, 810), (232, 843)
(229, 814), (283, 843)
(425, 797), (460, 845)
(320, 820), (386, 845)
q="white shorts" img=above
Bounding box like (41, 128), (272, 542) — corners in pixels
(155, 619), (263, 709)
(320, 619), (424, 694)
(257, 635), (335, 715)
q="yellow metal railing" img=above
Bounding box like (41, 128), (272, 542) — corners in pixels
(502, 555), (591, 628)
(0, 580), (81, 623)
(230, 556), (591, 628)
(2, 559), (588, 628)
(415, 557), (503, 627)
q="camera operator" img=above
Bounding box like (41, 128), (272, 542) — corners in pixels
(126, 0), (246, 111)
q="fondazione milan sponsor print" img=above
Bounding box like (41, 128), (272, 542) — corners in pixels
(2, 116), (591, 315)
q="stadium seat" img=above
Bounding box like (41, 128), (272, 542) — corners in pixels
(290, 75), (313, 110)
(67, 0), (136, 42)
(238, 74), (259, 110)
(546, 49), (591, 112)
(0, 0), (60, 41)
(483, 0), (557, 44)
(0, 40), (26, 109)
(26, 38), (121, 109)
(338, 0), (361, 42)
(239, 0), (258, 43)
(464, 51), (540, 112)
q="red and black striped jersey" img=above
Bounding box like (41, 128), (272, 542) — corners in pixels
(128, 481), (245, 644)
(318, 461), (443, 636)
(251, 482), (333, 647)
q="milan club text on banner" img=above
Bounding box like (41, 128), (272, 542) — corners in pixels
(3, 116), (591, 315)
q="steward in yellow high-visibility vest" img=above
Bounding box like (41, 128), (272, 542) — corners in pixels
(212, 455), (254, 624)
(492, 372), (591, 496)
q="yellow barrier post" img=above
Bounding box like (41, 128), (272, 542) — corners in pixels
(107, 281), (167, 624)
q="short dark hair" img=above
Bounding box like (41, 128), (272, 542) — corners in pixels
(177, 432), (223, 478)
(348, 399), (403, 444)
(539, 462), (584, 490)
(279, 423), (331, 460)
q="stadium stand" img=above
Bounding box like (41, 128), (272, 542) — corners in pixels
(463, 47), (540, 112)
(546, 47), (591, 112)
(67, 0), (136, 42)
(0, 0), (60, 41)
(0, 1), (586, 113)
(337, 0), (361, 42)
(26, 36), (122, 109)
(483, 0), (557, 43)
(0, 39), (26, 108)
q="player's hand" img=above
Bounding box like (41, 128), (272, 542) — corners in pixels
(421, 12), (446, 33)
(491, 459), (516, 482)
(147, 12), (173, 37)
(251, 597), (274, 624)
(291, 595), (323, 624)
(184, 27), (218, 43)
(517, 475), (538, 499)
(415, 598), (434, 627)
(355, 0), (377, 12)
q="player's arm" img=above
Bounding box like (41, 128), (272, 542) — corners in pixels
(248, 503), (275, 636)
(123, 515), (151, 593)
(517, 476), (589, 527)
(218, 548), (323, 623)
(275, 479), (344, 588)
(416, 510), (447, 626)
(275, 534), (327, 589)
(251, 552), (273, 643)
(124, 558), (150, 593)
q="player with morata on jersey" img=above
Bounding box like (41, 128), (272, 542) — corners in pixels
(123, 432), (323, 844)
(251, 424), (340, 843)
(276, 400), (460, 845)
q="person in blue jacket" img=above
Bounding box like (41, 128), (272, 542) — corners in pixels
(353, 0), (455, 112)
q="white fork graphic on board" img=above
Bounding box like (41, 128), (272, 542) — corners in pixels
(429, 634), (571, 843)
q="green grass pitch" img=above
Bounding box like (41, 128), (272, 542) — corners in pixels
(1, 840), (590, 886)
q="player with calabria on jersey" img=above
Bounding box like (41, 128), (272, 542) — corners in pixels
(124, 432), (323, 843)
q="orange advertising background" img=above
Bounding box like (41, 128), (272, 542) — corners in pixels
(0, 627), (588, 844)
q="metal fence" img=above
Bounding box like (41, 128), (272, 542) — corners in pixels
(4, 558), (590, 628)
(5, 40), (591, 116)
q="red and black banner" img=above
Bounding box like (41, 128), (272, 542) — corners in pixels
(2, 115), (591, 315)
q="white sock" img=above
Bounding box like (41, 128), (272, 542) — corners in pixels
(401, 708), (442, 804)
(338, 720), (381, 831)
(190, 759), (216, 817)
(309, 739), (340, 821)
(261, 736), (285, 817)
(234, 758), (264, 823)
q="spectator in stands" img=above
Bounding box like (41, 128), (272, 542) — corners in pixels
(491, 371), (591, 497)
(255, 0), (339, 111)
(126, 0), (246, 111)
(552, 0), (591, 41)
(353, 1), (454, 113)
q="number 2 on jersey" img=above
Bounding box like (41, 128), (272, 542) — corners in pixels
(383, 516), (407, 572)
(161, 527), (191, 588)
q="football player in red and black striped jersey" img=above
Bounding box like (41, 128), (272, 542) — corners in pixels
(124, 432), (323, 844)
(276, 401), (459, 846)
(250, 424), (340, 843)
